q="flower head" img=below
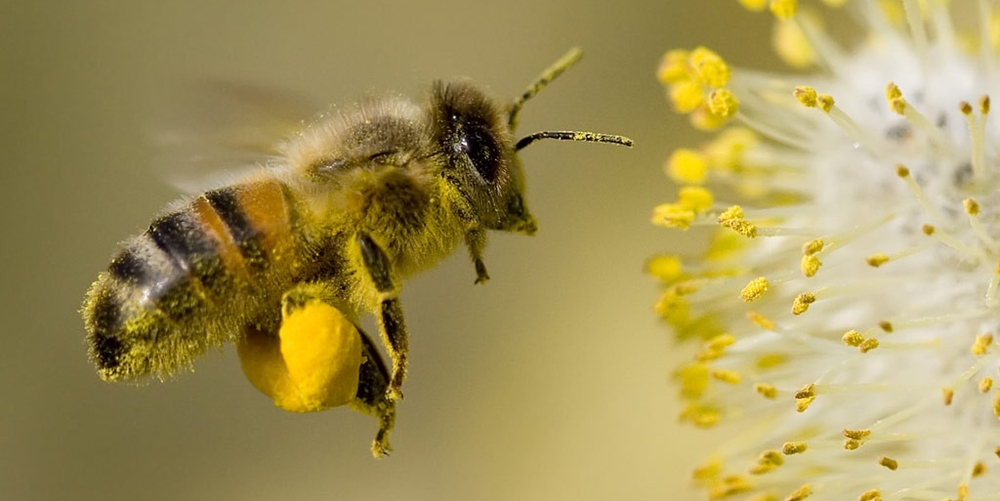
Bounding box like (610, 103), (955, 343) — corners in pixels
(655, 1), (1000, 499)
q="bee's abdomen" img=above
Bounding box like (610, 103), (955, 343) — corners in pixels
(84, 180), (305, 381)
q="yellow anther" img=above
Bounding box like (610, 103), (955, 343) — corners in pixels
(786, 484), (812, 501)
(960, 101), (974, 115)
(741, 277), (770, 302)
(748, 311), (776, 330)
(844, 439), (860, 450)
(958, 484), (969, 500)
(769, 0), (798, 20)
(670, 79), (706, 113)
(782, 442), (808, 455)
(817, 94), (834, 112)
(707, 475), (753, 499)
(842, 330), (864, 347)
(878, 320), (893, 332)
(690, 47), (730, 88)
(792, 292), (816, 315)
(652, 203), (695, 229)
(800, 255), (821, 277)
(774, 16), (816, 68)
(690, 106), (729, 130)
(756, 353), (787, 369)
(802, 238), (824, 255)
(708, 89), (739, 118)
(993, 390), (1000, 418)
(705, 127), (756, 170)
(676, 363), (710, 399)
(878, 456), (899, 470)
(981, 95), (991, 114)
(866, 253), (890, 267)
(646, 255), (683, 281)
(980, 377), (994, 393)
(796, 395), (815, 412)
(712, 369), (742, 384)
(794, 86), (819, 107)
(921, 224), (935, 236)
(719, 205), (758, 238)
(972, 333), (994, 355)
(885, 82), (902, 101)
(678, 186), (714, 212)
(738, 0), (768, 10)
(859, 338), (879, 353)
(943, 387), (955, 405)
(755, 383), (778, 399)
(996, 446), (1000, 459)
(890, 98), (906, 115)
(896, 164), (910, 177)
(682, 403), (722, 427)
(843, 428), (872, 440)
(657, 49), (690, 84)
(973, 461), (987, 477)
(759, 449), (784, 466)
(707, 333), (736, 351)
(859, 490), (882, 501)
(666, 148), (708, 184)
(964, 198), (980, 215)
(794, 383), (814, 399)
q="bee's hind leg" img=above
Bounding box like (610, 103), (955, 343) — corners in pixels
(350, 326), (397, 458)
(357, 232), (408, 401)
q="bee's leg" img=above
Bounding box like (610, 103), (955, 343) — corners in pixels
(350, 326), (397, 458)
(357, 233), (407, 400)
(465, 229), (490, 284)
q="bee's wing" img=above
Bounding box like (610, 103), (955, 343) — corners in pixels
(151, 80), (320, 194)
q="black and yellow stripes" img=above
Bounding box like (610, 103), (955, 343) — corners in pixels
(84, 179), (306, 381)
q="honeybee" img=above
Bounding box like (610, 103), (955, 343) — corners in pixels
(82, 47), (632, 457)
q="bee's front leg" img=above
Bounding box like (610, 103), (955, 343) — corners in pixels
(357, 232), (408, 401)
(465, 229), (490, 284)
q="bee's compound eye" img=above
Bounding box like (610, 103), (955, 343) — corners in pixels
(458, 122), (502, 182)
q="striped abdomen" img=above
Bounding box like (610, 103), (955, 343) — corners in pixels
(83, 179), (310, 381)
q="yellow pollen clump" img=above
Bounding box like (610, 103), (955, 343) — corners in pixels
(981, 95), (991, 114)
(796, 395), (815, 412)
(866, 253), (890, 267)
(690, 46), (730, 87)
(786, 484), (812, 501)
(817, 94), (834, 112)
(792, 292), (816, 315)
(802, 238), (824, 255)
(670, 80), (706, 113)
(707, 475), (753, 499)
(801, 254), (821, 277)
(795, 384), (815, 399)
(657, 49), (690, 84)
(859, 489), (882, 501)
(960, 101), (974, 115)
(878, 320), (893, 332)
(972, 333), (993, 355)
(769, 0), (797, 20)
(842, 330), (864, 347)
(981, 377), (994, 393)
(652, 203), (695, 229)
(712, 369), (742, 384)
(755, 383), (778, 399)
(719, 205), (758, 237)
(964, 198), (980, 215)
(859, 338), (879, 353)
(885, 81), (902, 101)
(646, 255), (683, 281)
(794, 86), (819, 107)
(678, 186), (714, 212)
(707, 333), (736, 351)
(895, 164), (910, 177)
(748, 311), (776, 330)
(666, 148), (708, 184)
(774, 16), (816, 68)
(922, 224), (935, 236)
(782, 442), (807, 455)
(709, 89), (739, 118)
(943, 388), (955, 406)
(844, 428), (872, 440)
(973, 461), (987, 477)
(993, 391), (1000, 418)
(741, 277), (771, 302)
(844, 439), (860, 450)
(878, 456), (899, 471)
(738, 0), (768, 11)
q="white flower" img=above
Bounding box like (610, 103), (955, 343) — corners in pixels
(653, 1), (1000, 500)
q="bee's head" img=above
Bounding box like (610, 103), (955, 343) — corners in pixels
(428, 81), (536, 234)
(428, 48), (632, 236)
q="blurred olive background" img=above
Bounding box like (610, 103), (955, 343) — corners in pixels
(1, 2), (771, 500)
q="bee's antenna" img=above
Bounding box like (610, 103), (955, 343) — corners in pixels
(508, 47), (584, 131)
(515, 130), (633, 151)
